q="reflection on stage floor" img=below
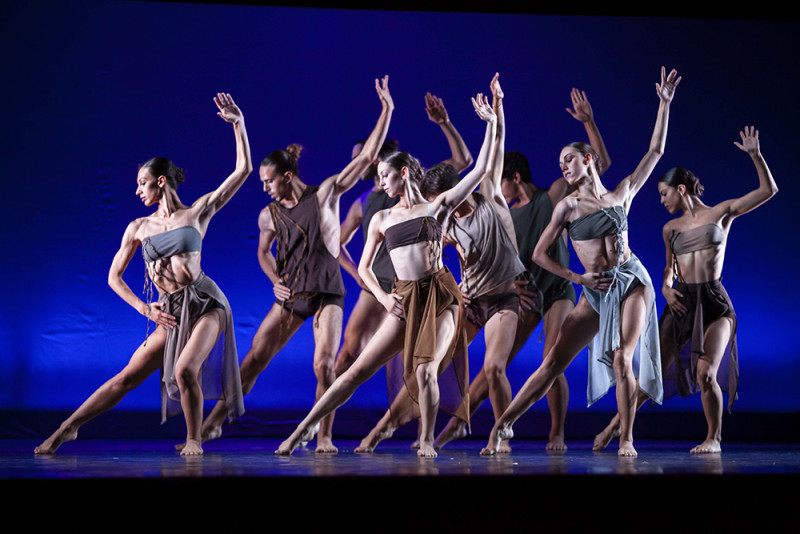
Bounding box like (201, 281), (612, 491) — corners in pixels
(4, 438), (799, 532)
(3, 438), (799, 479)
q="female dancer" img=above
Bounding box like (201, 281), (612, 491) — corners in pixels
(195, 76), (393, 454)
(276, 85), (499, 457)
(351, 73), (520, 453)
(35, 93), (252, 456)
(593, 126), (777, 454)
(482, 67), (681, 457)
(434, 87), (612, 452)
(335, 92), (473, 377)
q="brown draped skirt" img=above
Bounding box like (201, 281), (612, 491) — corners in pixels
(390, 267), (470, 429)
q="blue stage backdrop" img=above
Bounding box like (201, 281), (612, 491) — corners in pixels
(1, 2), (797, 424)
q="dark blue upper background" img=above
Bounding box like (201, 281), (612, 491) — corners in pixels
(1, 2), (796, 414)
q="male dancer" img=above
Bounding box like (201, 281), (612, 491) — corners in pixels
(193, 77), (393, 453)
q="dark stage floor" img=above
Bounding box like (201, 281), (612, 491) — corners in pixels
(4, 438), (799, 532)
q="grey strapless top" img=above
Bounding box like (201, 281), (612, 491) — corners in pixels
(568, 206), (628, 241)
(142, 226), (202, 263)
(670, 223), (725, 255)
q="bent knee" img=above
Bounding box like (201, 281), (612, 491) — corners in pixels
(415, 364), (437, 388)
(111, 370), (143, 393)
(696, 369), (718, 389)
(483, 360), (506, 381)
(542, 351), (569, 376)
(175, 365), (199, 389)
(313, 358), (335, 381)
(612, 351), (634, 377)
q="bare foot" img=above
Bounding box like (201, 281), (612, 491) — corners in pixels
(593, 423), (621, 451)
(34, 425), (78, 455)
(618, 439), (638, 457)
(690, 439), (721, 454)
(546, 435), (568, 452)
(497, 440), (512, 454)
(481, 423), (514, 456)
(417, 441), (437, 458)
(180, 439), (203, 456)
(433, 419), (467, 450)
(355, 426), (394, 453)
(315, 436), (338, 454)
(409, 439), (420, 450)
(175, 425), (222, 451)
(275, 437), (299, 456)
(275, 423), (318, 456)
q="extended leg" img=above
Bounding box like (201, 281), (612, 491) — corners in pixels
(334, 290), (387, 376)
(276, 315), (405, 455)
(541, 298), (574, 451)
(481, 297), (598, 456)
(35, 328), (167, 454)
(199, 303), (304, 442)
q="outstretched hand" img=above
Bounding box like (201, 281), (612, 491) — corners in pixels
(565, 87), (594, 123)
(490, 72), (503, 107)
(472, 93), (496, 123)
(655, 66), (681, 102)
(734, 125), (760, 155)
(425, 92), (449, 124)
(214, 93), (243, 124)
(375, 75), (394, 110)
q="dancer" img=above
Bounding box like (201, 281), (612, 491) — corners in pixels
(355, 73), (526, 453)
(194, 76), (394, 454)
(593, 126), (777, 454)
(435, 87), (612, 452)
(482, 67), (680, 457)
(35, 93), (252, 456)
(276, 84), (499, 457)
(335, 92), (473, 377)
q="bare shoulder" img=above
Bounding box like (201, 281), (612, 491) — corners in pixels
(610, 177), (634, 207)
(662, 217), (678, 238)
(258, 205), (275, 231)
(555, 192), (579, 218)
(127, 216), (152, 242)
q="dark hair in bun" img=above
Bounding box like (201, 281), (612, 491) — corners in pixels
(261, 143), (305, 176)
(140, 157), (185, 189)
(660, 167), (704, 196)
(382, 151), (424, 184)
(566, 142), (603, 174)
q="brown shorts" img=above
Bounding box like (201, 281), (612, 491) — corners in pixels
(279, 292), (345, 321)
(464, 291), (520, 329)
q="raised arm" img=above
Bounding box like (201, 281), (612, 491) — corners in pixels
(108, 220), (176, 328)
(425, 92), (474, 172)
(566, 87), (612, 177)
(256, 208), (292, 301)
(479, 73), (518, 246)
(621, 67), (681, 202)
(717, 126), (778, 219)
(480, 73), (506, 204)
(433, 92), (497, 216)
(194, 93), (253, 224)
(326, 76), (394, 197)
